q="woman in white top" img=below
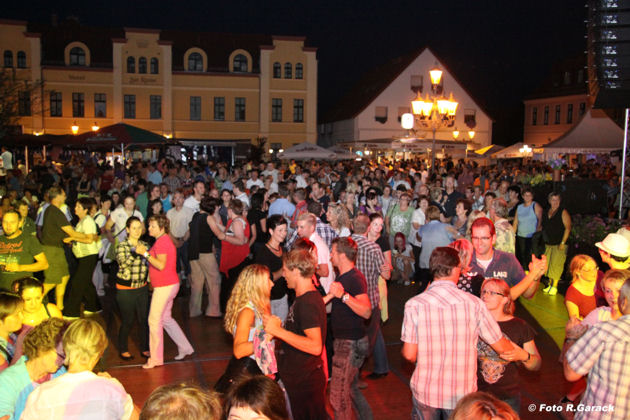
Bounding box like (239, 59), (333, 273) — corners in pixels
(22, 318), (136, 420)
(326, 203), (351, 237)
(63, 197), (101, 318)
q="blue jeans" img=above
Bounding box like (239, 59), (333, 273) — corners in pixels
(412, 397), (453, 420)
(330, 337), (372, 420)
(367, 307), (389, 374)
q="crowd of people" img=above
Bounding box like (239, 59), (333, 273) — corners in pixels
(0, 148), (628, 420)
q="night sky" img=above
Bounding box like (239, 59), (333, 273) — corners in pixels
(4, 0), (586, 145)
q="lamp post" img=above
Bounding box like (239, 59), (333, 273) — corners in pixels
(401, 65), (459, 173)
(71, 122), (79, 135)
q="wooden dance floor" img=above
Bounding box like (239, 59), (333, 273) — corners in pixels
(97, 283), (570, 420)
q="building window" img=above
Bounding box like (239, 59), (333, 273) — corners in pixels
(213, 97), (225, 121)
(567, 104), (573, 124)
(17, 51), (26, 68)
(273, 62), (281, 78)
(295, 63), (303, 79)
(190, 96), (201, 121)
(72, 93), (85, 117)
(138, 57), (147, 74)
(124, 95), (136, 119)
(69, 47), (86, 66)
(577, 69), (584, 84)
(233, 54), (248, 72)
(235, 97), (246, 121)
(127, 57), (135, 73)
(50, 92), (62, 117)
(18, 91), (31, 116)
(375, 106), (388, 124)
(543, 105), (549, 125)
(563, 71), (571, 85)
(3, 51), (12, 67)
(150, 57), (159, 74)
(554, 105), (561, 124)
(150, 95), (162, 119)
(272, 98), (283, 122)
(94, 93), (106, 118)
(532, 107), (537, 126)
(579, 102), (586, 115)
(284, 63), (292, 79)
(293, 99), (304, 122)
(188, 53), (203, 72)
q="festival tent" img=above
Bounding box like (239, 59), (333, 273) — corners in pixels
(63, 123), (173, 150)
(277, 142), (337, 160)
(541, 109), (624, 158)
(327, 145), (357, 160)
(491, 142), (531, 159)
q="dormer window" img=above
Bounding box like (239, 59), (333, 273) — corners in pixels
(233, 54), (248, 72)
(188, 52), (203, 72)
(69, 47), (86, 66)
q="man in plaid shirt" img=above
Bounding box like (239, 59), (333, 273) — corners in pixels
(564, 278), (630, 420)
(401, 247), (513, 418)
(351, 214), (391, 380)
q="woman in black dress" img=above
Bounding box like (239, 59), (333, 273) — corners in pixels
(254, 214), (289, 322)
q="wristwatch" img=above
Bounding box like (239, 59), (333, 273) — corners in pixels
(143, 252), (150, 259)
(342, 293), (350, 303)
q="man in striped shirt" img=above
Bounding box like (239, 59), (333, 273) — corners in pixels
(401, 247), (514, 418)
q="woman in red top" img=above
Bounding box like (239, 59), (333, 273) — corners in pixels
(218, 199), (251, 311)
(565, 255), (598, 320)
(136, 214), (194, 369)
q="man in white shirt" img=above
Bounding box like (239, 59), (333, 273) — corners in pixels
(261, 162), (279, 183)
(296, 213), (334, 292)
(246, 170), (265, 190)
(1, 146), (13, 173)
(232, 180), (250, 209)
(183, 180), (205, 213)
(167, 190), (194, 282)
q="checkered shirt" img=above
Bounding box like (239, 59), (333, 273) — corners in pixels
(285, 218), (338, 250)
(350, 234), (384, 309)
(116, 240), (149, 288)
(401, 281), (503, 409)
(566, 315), (630, 420)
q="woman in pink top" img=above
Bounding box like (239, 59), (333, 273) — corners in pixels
(136, 214), (194, 369)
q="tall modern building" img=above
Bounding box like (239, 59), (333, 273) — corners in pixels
(0, 18), (317, 152)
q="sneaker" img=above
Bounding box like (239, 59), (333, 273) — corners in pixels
(542, 285), (553, 294)
(548, 286), (558, 296)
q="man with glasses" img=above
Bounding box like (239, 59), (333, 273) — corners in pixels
(469, 217), (546, 300)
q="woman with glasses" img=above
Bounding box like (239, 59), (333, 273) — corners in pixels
(477, 278), (541, 414)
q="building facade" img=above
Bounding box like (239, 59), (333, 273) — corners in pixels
(318, 48), (492, 158)
(523, 55), (588, 146)
(0, 19), (317, 150)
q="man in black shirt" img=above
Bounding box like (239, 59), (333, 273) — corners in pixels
(263, 248), (327, 420)
(40, 187), (97, 310)
(326, 237), (372, 420)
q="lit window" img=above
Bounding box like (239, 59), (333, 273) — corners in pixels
(127, 57), (135, 73)
(94, 94), (106, 118)
(233, 54), (248, 72)
(273, 62), (281, 78)
(295, 63), (303, 79)
(69, 47), (86, 66)
(138, 57), (147, 74)
(150, 58), (159, 74)
(284, 63), (292, 79)
(188, 53), (203, 72)
(17, 51), (26, 68)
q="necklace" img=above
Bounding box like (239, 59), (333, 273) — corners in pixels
(266, 242), (281, 252)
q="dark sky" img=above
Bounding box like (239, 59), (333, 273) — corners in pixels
(4, 0), (586, 145)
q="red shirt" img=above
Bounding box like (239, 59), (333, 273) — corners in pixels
(566, 285), (597, 319)
(148, 234), (179, 287)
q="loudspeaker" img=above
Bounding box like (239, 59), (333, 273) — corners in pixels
(588, 0), (630, 108)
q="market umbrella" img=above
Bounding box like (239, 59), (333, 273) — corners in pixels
(327, 145), (356, 160)
(63, 123), (172, 150)
(277, 142), (337, 160)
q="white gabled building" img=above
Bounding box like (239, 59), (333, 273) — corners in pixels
(318, 47), (493, 156)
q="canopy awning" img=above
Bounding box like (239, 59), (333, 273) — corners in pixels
(63, 123), (174, 149)
(278, 142), (337, 160)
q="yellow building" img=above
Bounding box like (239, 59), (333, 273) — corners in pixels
(0, 18), (317, 151)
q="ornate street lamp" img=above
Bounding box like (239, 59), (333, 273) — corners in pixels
(71, 122), (79, 135)
(401, 64), (459, 172)
(91, 122), (99, 132)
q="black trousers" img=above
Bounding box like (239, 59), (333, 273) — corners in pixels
(116, 284), (150, 353)
(516, 236), (533, 271)
(64, 254), (99, 317)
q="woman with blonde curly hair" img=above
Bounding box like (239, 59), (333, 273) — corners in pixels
(326, 203), (351, 237)
(215, 264), (274, 394)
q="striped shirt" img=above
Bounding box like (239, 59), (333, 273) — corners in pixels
(566, 315), (630, 420)
(401, 280), (502, 409)
(351, 234), (384, 309)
